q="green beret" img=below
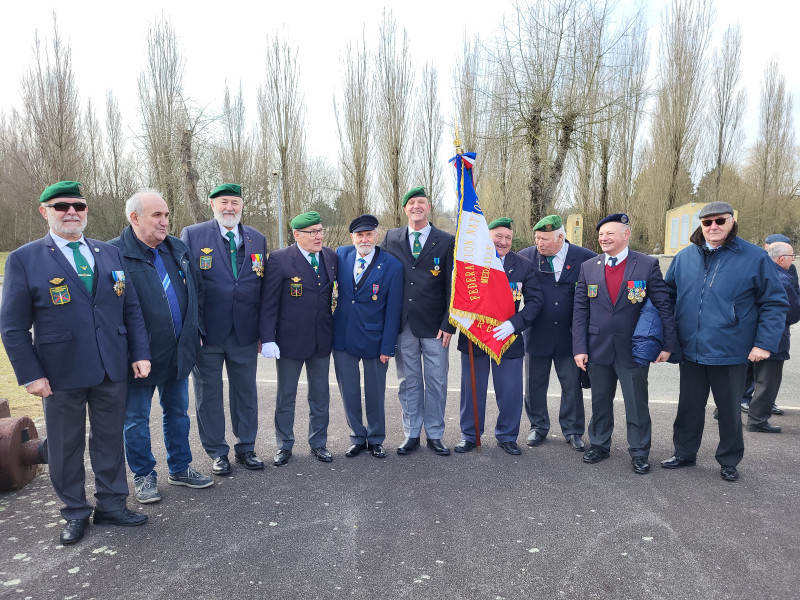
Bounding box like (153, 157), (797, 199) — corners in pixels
(402, 186), (427, 207)
(488, 217), (513, 230)
(209, 183), (242, 199)
(40, 181), (83, 203)
(533, 215), (562, 232)
(290, 211), (322, 230)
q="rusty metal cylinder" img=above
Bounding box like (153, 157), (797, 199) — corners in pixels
(0, 417), (48, 491)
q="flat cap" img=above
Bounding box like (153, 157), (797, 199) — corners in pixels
(402, 186), (427, 207)
(349, 214), (379, 233)
(697, 201), (734, 219)
(40, 181), (83, 203)
(765, 234), (790, 244)
(488, 217), (513, 230)
(209, 183), (242, 199)
(290, 211), (322, 230)
(533, 215), (562, 232)
(596, 213), (630, 231)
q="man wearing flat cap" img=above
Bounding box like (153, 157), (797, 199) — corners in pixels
(381, 187), (456, 456)
(332, 215), (404, 459)
(661, 202), (787, 482)
(262, 211), (338, 465)
(519, 215), (596, 452)
(573, 213), (677, 475)
(181, 183), (270, 475)
(1, 181), (151, 545)
(455, 218), (541, 455)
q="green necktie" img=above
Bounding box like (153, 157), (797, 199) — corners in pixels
(67, 241), (94, 293)
(546, 256), (555, 272)
(226, 231), (238, 278)
(412, 232), (422, 260)
(310, 253), (319, 273)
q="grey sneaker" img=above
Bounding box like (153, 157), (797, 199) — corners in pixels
(134, 471), (161, 504)
(167, 466), (213, 489)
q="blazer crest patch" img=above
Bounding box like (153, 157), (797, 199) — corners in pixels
(588, 284), (598, 298)
(50, 285), (71, 305)
(200, 256), (212, 269)
(290, 283), (302, 297)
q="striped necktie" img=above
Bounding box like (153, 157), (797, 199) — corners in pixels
(150, 247), (183, 339)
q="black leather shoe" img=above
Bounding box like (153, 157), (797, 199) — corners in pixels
(747, 422), (781, 433)
(311, 446), (333, 462)
(566, 434), (585, 451)
(426, 438), (451, 456)
(212, 455), (232, 475)
(93, 507), (148, 527)
(60, 518), (89, 545)
(771, 404), (784, 415)
(397, 437), (420, 455)
(235, 451), (265, 470)
(497, 441), (522, 455)
(273, 449), (292, 466)
(454, 440), (477, 453)
(631, 456), (650, 474)
(660, 455), (696, 469)
(345, 443), (368, 458)
(368, 443), (386, 458)
(582, 446), (609, 463)
(721, 465), (739, 482)
(527, 430), (546, 447)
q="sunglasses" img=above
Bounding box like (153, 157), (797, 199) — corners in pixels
(43, 202), (88, 212)
(701, 216), (731, 227)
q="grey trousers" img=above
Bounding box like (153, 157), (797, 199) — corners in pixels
(274, 354), (331, 451)
(333, 350), (388, 445)
(587, 359), (651, 457)
(192, 334), (260, 458)
(394, 323), (449, 439)
(43, 378), (129, 521)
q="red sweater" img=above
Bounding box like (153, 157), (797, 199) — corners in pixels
(604, 258), (627, 304)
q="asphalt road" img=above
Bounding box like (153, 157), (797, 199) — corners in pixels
(1, 345), (798, 599)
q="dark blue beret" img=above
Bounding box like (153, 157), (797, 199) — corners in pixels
(596, 213), (630, 231)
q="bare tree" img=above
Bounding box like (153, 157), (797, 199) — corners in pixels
(453, 34), (489, 178)
(413, 63), (443, 210)
(104, 91), (136, 203)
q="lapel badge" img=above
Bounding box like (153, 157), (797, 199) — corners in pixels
(49, 285), (71, 305)
(200, 256), (212, 270)
(49, 277), (65, 285)
(588, 284), (598, 298)
(201, 248), (213, 254)
(93, 247), (100, 253)
(250, 253), (264, 277)
(291, 276), (301, 282)
(112, 271), (126, 296)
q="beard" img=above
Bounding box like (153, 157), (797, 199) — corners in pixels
(48, 213), (86, 237)
(214, 210), (241, 230)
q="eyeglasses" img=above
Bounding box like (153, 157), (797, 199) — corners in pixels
(43, 202), (87, 212)
(297, 228), (325, 237)
(701, 216), (731, 227)
(781, 254), (797, 260)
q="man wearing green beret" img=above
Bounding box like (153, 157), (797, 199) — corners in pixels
(519, 215), (596, 451)
(1, 181), (151, 544)
(181, 184), (271, 475)
(262, 211), (338, 465)
(381, 187), (456, 456)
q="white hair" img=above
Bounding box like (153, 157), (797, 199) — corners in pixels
(125, 188), (165, 224)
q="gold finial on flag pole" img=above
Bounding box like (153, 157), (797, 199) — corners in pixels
(453, 116), (463, 155)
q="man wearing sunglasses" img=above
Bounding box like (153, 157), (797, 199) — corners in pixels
(1, 181), (151, 545)
(661, 201), (788, 482)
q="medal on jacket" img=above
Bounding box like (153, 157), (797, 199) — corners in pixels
(112, 271), (125, 296)
(431, 257), (440, 276)
(332, 281), (338, 314)
(49, 278), (70, 305)
(509, 281), (523, 302)
(372, 284), (379, 301)
(250, 253), (264, 277)
(199, 247), (212, 269)
(627, 280), (646, 303)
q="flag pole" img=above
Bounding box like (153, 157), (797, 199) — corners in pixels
(454, 119), (482, 453)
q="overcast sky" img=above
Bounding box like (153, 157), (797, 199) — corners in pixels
(2, 0), (799, 201)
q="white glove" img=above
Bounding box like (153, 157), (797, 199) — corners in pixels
(492, 321), (515, 341)
(261, 342), (281, 359)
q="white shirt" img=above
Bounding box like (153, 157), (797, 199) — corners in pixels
(407, 223), (432, 253)
(298, 246), (320, 268)
(50, 232), (96, 271)
(604, 247), (629, 266)
(353, 248), (375, 279)
(220, 225), (241, 247)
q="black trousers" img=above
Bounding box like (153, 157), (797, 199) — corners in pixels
(748, 359), (784, 426)
(672, 361), (747, 467)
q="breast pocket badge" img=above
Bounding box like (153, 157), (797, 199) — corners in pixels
(588, 284), (598, 298)
(49, 278), (71, 305)
(290, 281), (302, 297)
(200, 248), (213, 269)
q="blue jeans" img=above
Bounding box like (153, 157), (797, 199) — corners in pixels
(124, 378), (192, 477)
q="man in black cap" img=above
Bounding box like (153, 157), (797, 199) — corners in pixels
(332, 215), (404, 458)
(661, 201), (787, 482)
(1, 181), (151, 545)
(573, 213), (677, 475)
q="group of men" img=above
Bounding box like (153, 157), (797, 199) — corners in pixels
(1, 180), (794, 546)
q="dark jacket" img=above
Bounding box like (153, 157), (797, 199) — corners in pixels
(1, 234), (150, 390)
(769, 263), (800, 361)
(632, 299), (663, 366)
(664, 227), (788, 365)
(519, 241), (596, 356)
(109, 227), (203, 385)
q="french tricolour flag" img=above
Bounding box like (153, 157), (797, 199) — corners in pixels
(448, 152), (516, 363)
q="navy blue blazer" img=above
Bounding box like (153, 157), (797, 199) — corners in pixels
(1, 234), (150, 390)
(572, 250), (678, 368)
(332, 246), (404, 359)
(261, 243), (337, 361)
(380, 224), (456, 337)
(180, 219), (270, 346)
(519, 242), (597, 357)
(456, 251), (541, 360)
